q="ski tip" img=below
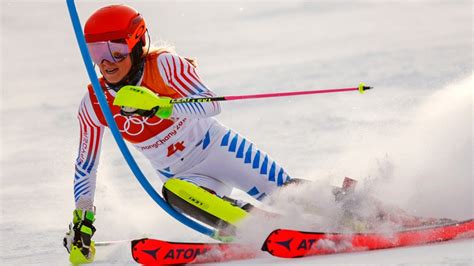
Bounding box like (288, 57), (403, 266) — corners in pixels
(261, 229), (280, 252)
(131, 238), (148, 249)
(131, 238), (149, 264)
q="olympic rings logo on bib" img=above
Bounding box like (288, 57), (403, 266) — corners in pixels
(114, 114), (163, 136)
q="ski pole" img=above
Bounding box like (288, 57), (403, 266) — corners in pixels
(114, 83), (373, 111)
(170, 83), (373, 104)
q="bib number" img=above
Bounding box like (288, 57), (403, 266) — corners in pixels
(167, 141), (186, 157)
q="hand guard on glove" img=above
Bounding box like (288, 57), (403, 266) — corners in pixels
(113, 85), (175, 119)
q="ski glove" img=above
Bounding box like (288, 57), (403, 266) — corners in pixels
(119, 96), (173, 119)
(63, 209), (96, 264)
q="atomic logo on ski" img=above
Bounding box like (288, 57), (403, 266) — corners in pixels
(162, 247), (210, 260)
(275, 238), (293, 251)
(295, 238), (319, 250)
(132, 238), (259, 265)
(141, 247), (160, 260)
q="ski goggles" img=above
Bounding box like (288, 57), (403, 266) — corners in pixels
(87, 41), (130, 65)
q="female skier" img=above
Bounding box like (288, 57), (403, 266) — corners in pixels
(63, 4), (299, 262)
(63, 4), (432, 263)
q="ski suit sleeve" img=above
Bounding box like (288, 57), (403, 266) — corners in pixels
(156, 53), (221, 119)
(73, 93), (104, 210)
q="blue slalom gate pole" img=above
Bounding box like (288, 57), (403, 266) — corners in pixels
(65, 0), (216, 239)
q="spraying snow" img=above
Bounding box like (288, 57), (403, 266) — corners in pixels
(368, 76), (473, 220)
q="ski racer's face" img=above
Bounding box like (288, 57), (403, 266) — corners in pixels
(98, 55), (132, 84)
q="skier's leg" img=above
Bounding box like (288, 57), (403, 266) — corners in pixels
(188, 126), (295, 202)
(185, 126), (364, 221)
(158, 124), (308, 231)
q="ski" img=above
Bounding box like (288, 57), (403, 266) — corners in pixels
(261, 219), (474, 258)
(131, 238), (258, 265)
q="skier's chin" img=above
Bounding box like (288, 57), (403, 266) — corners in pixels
(103, 72), (125, 84)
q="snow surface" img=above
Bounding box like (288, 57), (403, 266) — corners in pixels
(1, 0), (473, 265)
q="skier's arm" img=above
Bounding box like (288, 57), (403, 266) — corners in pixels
(64, 94), (103, 261)
(73, 94), (104, 211)
(157, 53), (221, 118)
